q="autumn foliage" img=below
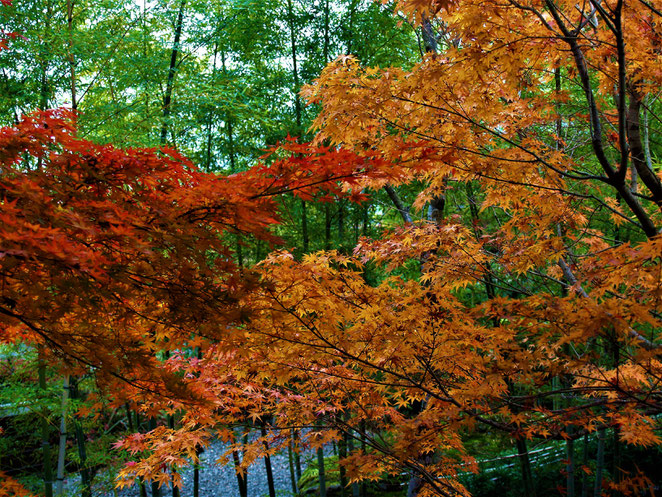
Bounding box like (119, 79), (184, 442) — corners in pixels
(2, 0), (662, 495)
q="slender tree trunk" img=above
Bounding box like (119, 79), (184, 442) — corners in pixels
(642, 93), (655, 173)
(317, 446), (327, 497)
(581, 433), (589, 497)
(612, 426), (621, 496)
(286, 0), (302, 132)
(160, 0), (186, 146)
(360, 422), (367, 497)
(205, 42), (219, 172)
(294, 429), (302, 482)
(323, 0), (330, 63)
(66, 0), (76, 112)
(231, 448), (247, 497)
(345, 0), (359, 55)
(38, 346), (53, 497)
(261, 425), (276, 497)
(232, 429), (248, 497)
(516, 438), (536, 497)
(193, 456), (200, 497)
(35, 0), (53, 170)
(141, 0), (150, 128)
(70, 377), (91, 497)
(555, 67), (563, 150)
(124, 403), (134, 431)
(220, 52), (244, 267)
(346, 433), (359, 497)
(338, 431), (348, 497)
(225, 111), (236, 172)
(55, 376), (70, 496)
(594, 428), (606, 497)
(148, 417), (161, 497)
(324, 204), (332, 249)
(133, 410), (148, 497)
(221, 52), (236, 174)
(301, 199), (309, 252)
(338, 200), (345, 242)
(39, 0), (53, 111)
(193, 349), (203, 497)
(288, 436), (298, 495)
(168, 414), (179, 497)
(286, 0), (309, 255)
(566, 432), (575, 497)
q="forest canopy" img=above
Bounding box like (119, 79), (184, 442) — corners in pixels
(1, 0), (662, 496)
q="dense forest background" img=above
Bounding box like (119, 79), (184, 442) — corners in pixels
(1, 0), (662, 496)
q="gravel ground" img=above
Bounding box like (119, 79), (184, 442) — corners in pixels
(86, 438), (329, 497)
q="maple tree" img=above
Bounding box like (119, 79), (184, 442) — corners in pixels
(3, 0), (662, 495)
(130, 0), (662, 494)
(0, 107), (383, 493)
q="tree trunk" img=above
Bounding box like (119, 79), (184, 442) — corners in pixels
(261, 425), (276, 497)
(133, 410), (148, 497)
(193, 457), (200, 497)
(581, 433), (589, 497)
(345, 0), (359, 55)
(566, 434), (575, 497)
(39, 0), (53, 111)
(338, 431), (348, 497)
(324, 204), (332, 249)
(160, 0), (186, 146)
(70, 377), (91, 497)
(66, 0), (77, 112)
(593, 428), (606, 497)
(232, 429), (248, 497)
(338, 200), (345, 242)
(346, 432), (359, 497)
(148, 417), (161, 497)
(205, 42), (219, 172)
(612, 426), (621, 495)
(168, 415), (179, 497)
(38, 346), (53, 497)
(288, 436), (298, 495)
(317, 446), (327, 497)
(294, 429), (302, 482)
(55, 376), (70, 496)
(193, 347), (203, 497)
(360, 422), (367, 497)
(323, 0), (330, 64)
(286, 0), (302, 132)
(516, 438), (536, 497)
(301, 198), (309, 253)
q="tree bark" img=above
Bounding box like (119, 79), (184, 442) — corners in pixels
(66, 0), (77, 112)
(301, 198), (309, 252)
(566, 433), (575, 497)
(70, 377), (91, 497)
(55, 376), (70, 496)
(38, 346), (53, 497)
(160, 0), (186, 146)
(232, 429), (248, 497)
(148, 417), (160, 497)
(288, 435), (298, 495)
(317, 446), (327, 497)
(205, 42), (219, 172)
(346, 432), (360, 497)
(338, 431), (348, 497)
(516, 438), (536, 497)
(261, 425), (276, 497)
(593, 428), (605, 497)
